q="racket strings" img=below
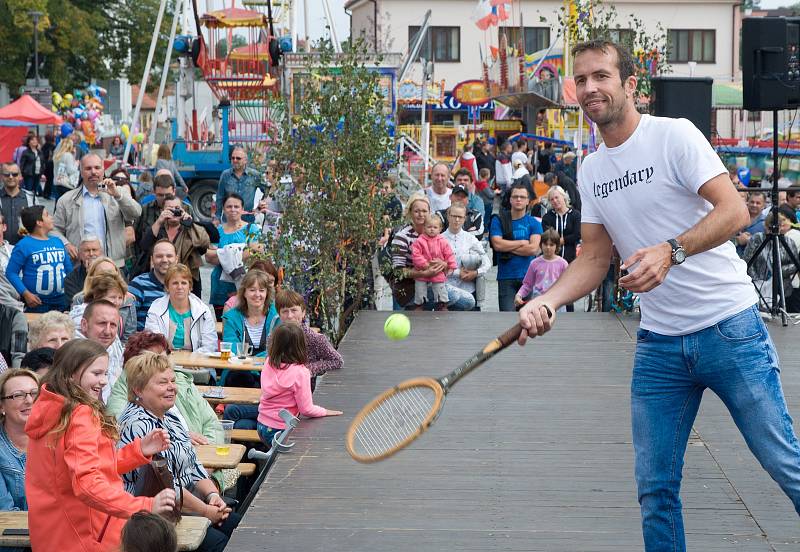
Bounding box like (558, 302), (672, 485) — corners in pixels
(351, 385), (437, 459)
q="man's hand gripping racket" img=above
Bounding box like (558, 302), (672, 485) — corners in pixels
(346, 305), (554, 463)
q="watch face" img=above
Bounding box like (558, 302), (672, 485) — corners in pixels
(674, 249), (686, 264)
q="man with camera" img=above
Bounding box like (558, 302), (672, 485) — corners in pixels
(52, 153), (142, 269)
(135, 194), (209, 296)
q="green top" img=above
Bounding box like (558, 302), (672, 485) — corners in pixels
(168, 303), (192, 349)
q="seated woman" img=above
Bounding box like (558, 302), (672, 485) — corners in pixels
(0, 369), (38, 511)
(25, 339), (175, 552)
(220, 269), (280, 387)
(71, 256), (137, 342)
(107, 331), (224, 490)
(145, 264), (217, 354)
(69, 272), (138, 343)
(205, 193), (262, 319)
(27, 311), (74, 350)
(118, 352), (241, 552)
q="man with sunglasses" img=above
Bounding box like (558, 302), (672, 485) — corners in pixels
(214, 145), (265, 224)
(0, 163), (35, 245)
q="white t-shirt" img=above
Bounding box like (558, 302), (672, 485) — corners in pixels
(427, 187), (452, 212)
(578, 115), (756, 335)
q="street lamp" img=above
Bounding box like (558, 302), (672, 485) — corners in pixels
(29, 11), (42, 87)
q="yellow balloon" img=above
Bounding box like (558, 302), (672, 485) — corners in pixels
(120, 123), (130, 138)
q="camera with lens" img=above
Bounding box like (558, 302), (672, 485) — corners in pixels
(170, 208), (183, 217)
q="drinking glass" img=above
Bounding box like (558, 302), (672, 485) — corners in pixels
(219, 342), (233, 361)
(236, 342), (253, 359)
(216, 420), (234, 455)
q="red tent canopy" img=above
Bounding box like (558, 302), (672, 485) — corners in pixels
(0, 95), (62, 125)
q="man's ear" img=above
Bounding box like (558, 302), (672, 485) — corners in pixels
(80, 318), (88, 335)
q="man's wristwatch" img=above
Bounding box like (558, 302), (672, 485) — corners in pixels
(667, 239), (686, 265)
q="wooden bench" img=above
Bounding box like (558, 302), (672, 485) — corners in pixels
(237, 462), (257, 477)
(0, 511), (210, 551)
(231, 429), (261, 443)
(196, 386), (260, 405)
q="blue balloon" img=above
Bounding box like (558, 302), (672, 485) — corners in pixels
(737, 167), (751, 186)
(60, 123), (74, 137)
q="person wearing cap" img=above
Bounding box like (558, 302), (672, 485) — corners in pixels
(453, 168), (485, 214)
(437, 184), (484, 239)
(495, 141), (514, 191)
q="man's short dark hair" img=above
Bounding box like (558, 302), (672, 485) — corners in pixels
(154, 174), (175, 190)
(572, 39), (637, 83)
(20, 205), (45, 234)
(779, 204), (798, 224)
(543, 172), (557, 185)
(749, 191), (766, 201)
(787, 187), (800, 199)
(21, 347), (55, 374)
(454, 168), (473, 182)
(509, 182), (531, 198)
(84, 299), (118, 321)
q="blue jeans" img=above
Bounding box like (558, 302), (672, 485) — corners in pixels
(497, 279), (523, 312)
(446, 284), (476, 311)
(632, 305), (800, 551)
(257, 422), (280, 446)
(223, 404), (258, 430)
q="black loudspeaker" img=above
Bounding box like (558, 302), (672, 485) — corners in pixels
(742, 17), (800, 111)
(649, 76), (713, 140)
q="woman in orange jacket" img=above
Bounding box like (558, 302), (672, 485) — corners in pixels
(25, 339), (176, 552)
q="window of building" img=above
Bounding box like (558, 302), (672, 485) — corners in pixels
(668, 30), (716, 63)
(408, 26), (460, 62)
(498, 27), (551, 54)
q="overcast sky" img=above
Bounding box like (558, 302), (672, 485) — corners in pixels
(757, 0), (794, 7)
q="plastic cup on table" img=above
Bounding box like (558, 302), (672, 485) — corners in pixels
(219, 342), (233, 361)
(235, 342), (253, 359)
(217, 420), (234, 455)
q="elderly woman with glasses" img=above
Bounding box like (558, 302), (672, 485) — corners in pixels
(0, 368), (38, 511)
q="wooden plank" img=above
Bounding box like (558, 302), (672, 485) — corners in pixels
(172, 351), (264, 371)
(196, 386), (260, 405)
(0, 511), (210, 551)
(227, 311), (800, 551)
(195, 443), (246, 469)
(231, 429), (261, 443)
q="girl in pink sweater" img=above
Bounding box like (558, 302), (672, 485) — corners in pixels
(410, 214), (457, 310)
(257, 324), (342, 446)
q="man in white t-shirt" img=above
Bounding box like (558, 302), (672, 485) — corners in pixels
(518, 39), (800, 551)
(426, 162), (452, 212)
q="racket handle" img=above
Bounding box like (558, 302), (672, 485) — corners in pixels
(497, 323), (524, 348)
(497, 306), (553, 347)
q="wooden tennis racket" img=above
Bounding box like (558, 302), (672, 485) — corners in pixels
(346, 310), (553, 463)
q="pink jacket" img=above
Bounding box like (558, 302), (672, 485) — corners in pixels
(258, 361), (328, 429)
(411, 233), (457, 283)
(25, 385), (153, 552)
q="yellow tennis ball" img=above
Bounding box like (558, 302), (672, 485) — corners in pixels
(384, 313), (411, 341)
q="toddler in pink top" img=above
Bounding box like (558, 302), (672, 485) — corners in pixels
(515, 229), (568, 311)
(257, 324), (342, 446)
(410, 215), (457, 310)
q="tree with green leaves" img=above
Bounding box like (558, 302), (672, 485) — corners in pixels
(256, 39), (393, 345)
(0, 0), (174, 93)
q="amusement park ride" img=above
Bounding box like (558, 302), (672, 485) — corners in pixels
(124, 0), (345, 219)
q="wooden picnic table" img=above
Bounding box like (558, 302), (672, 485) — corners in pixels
(172, 351), (264, 371)
(196, 443), (246, 469)
(0, 511), (211, 551)
(196, 386), (261, 405)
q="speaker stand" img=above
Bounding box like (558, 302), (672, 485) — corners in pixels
(746, 110), (800, 326)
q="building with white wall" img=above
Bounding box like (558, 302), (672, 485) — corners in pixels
(346, 0), (741, 88)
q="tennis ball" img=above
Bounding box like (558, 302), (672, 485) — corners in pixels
(384, 313), (411, 341)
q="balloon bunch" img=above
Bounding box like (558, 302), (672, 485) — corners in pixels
(51, 85), (108, 146)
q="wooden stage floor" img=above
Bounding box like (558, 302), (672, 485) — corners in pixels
(227, 311), (800, 551)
